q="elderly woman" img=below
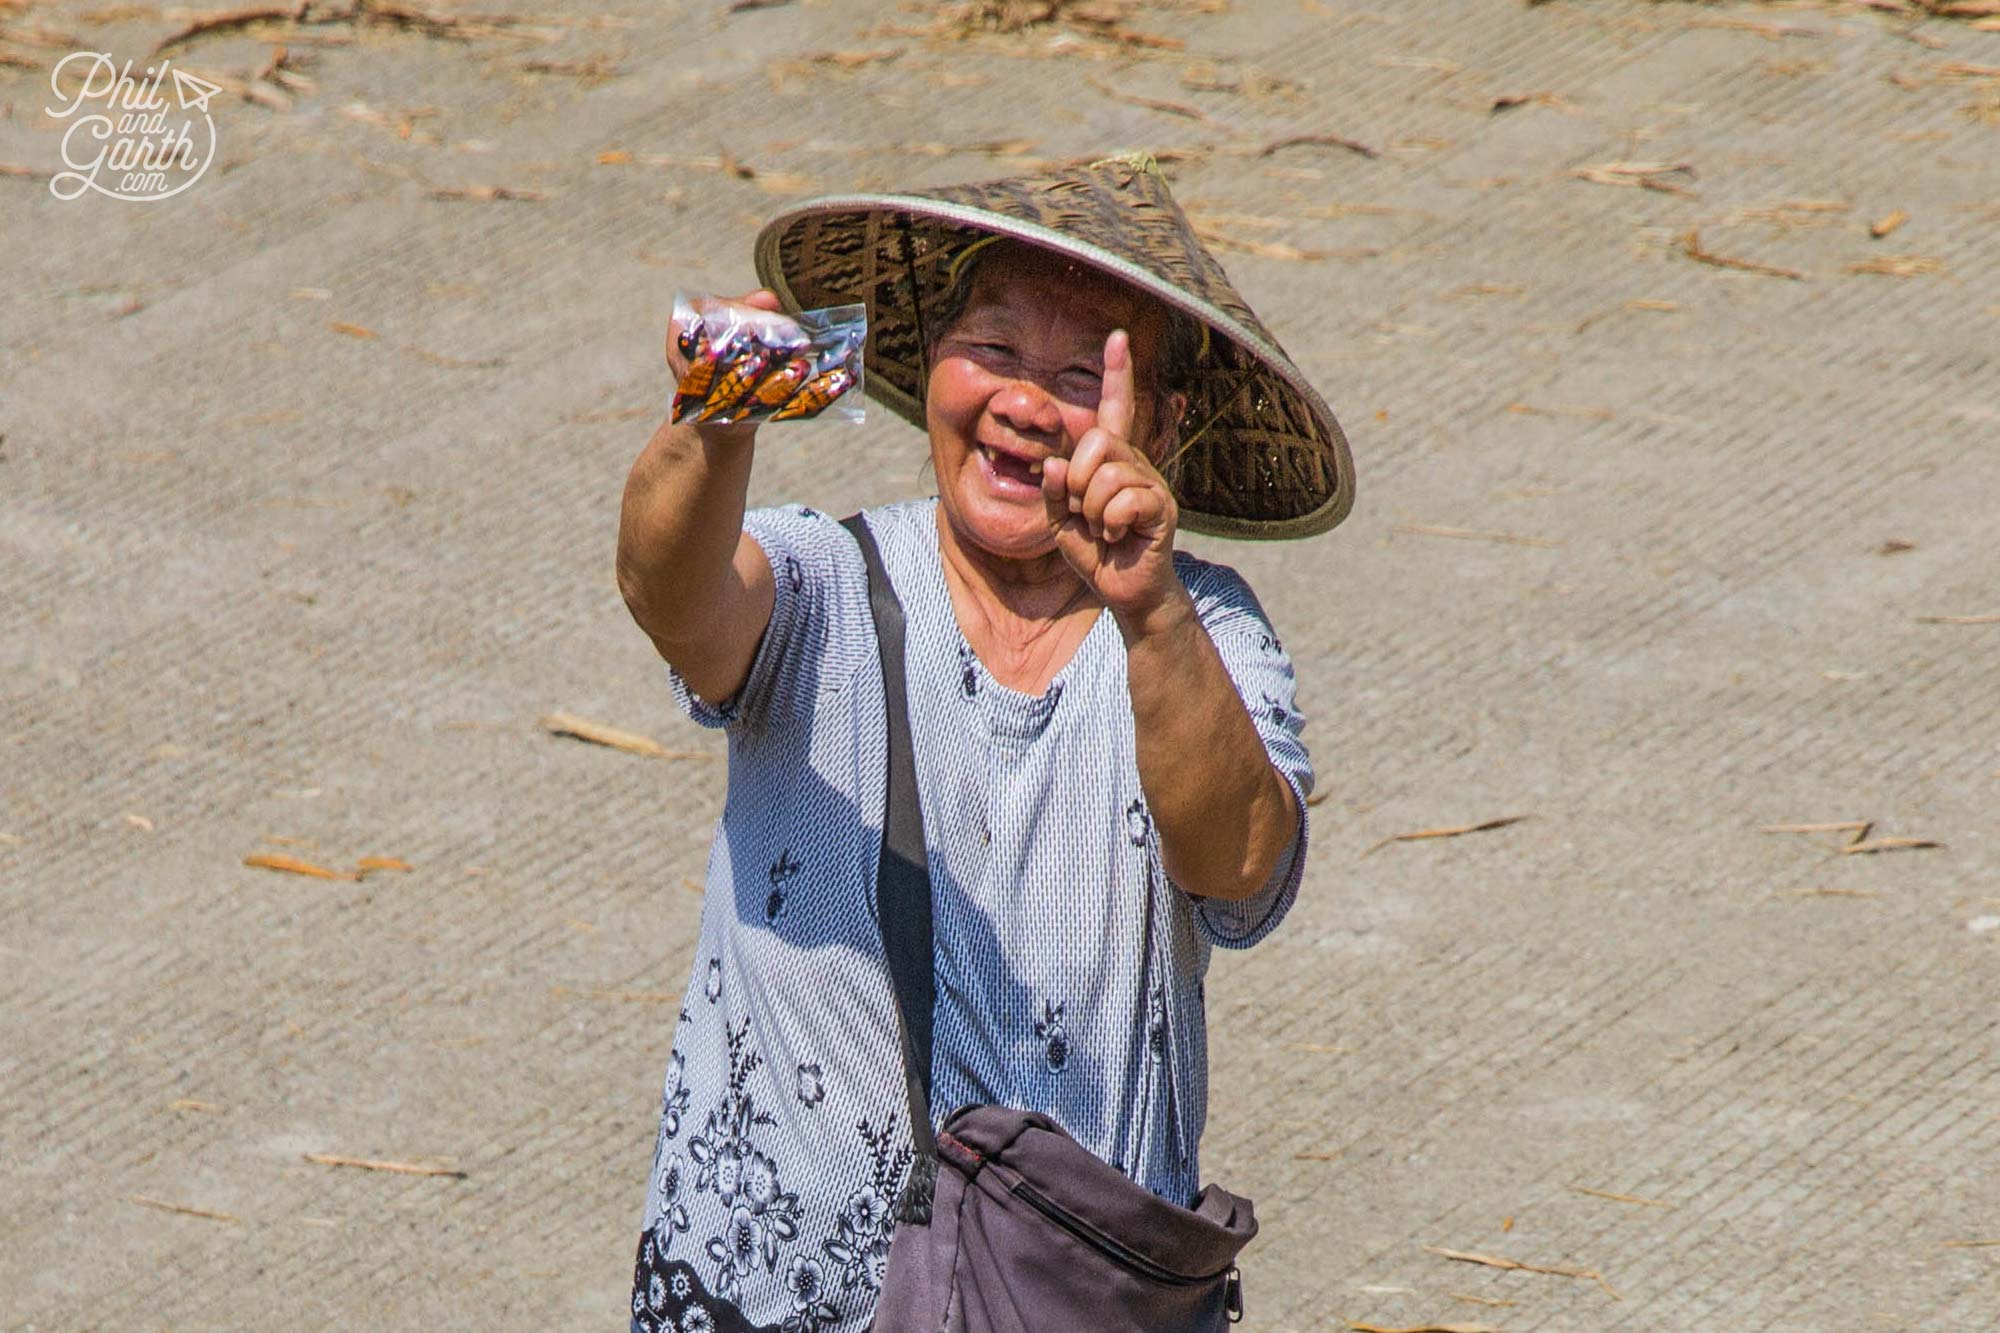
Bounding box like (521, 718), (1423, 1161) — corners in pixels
(616, 155), (1352, 1333)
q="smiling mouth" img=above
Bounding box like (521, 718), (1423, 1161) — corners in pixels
(978, 443), (1046, 489)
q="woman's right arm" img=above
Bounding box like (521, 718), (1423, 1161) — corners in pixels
(614, 290), (782, 708)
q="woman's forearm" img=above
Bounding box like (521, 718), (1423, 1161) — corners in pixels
(616, 416), (757, 650)
(1119, 591), (1300, 902)
(616, 409), (782, 708)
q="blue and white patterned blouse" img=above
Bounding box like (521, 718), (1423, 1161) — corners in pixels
(630, 497), (1313, 1333)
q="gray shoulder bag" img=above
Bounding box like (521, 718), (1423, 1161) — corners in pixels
(839, 513), (1257, 1333)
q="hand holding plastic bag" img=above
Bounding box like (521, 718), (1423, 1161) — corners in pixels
(668, 290), (865, 428)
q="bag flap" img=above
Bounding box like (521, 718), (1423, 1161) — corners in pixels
(942, 1105), (1257, 1279)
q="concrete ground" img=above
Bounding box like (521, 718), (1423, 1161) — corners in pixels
(3, 0), (1997, 1327)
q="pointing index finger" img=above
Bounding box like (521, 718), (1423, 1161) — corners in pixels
(1096, 328), (1136, 442)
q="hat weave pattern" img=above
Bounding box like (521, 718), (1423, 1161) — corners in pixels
(755, 155), (1353, 539)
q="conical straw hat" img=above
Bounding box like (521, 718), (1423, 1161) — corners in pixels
(753, 152), (1354, 540)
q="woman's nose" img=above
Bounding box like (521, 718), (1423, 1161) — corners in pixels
(987, 379), (1064, 444)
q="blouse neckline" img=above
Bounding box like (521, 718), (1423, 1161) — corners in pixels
(919, 498), (1113, 734)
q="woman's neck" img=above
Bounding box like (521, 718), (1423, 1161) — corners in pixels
(934, 504), (1101, 688)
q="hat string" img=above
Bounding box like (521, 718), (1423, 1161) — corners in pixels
(1161, 361), (1255, 474)
(942, 234), (1003, 293)
(898, 215), (930, 405)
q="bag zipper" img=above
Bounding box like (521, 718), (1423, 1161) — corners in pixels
(1010, 1177), (1218, 1288)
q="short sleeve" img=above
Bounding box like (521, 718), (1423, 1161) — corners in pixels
(665, 504), (856, 736)
(1170, 555), (1315, 950)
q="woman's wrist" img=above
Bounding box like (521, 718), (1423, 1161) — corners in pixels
(1114, 584), (1197, 649)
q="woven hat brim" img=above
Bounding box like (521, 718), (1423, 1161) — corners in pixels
(754, 194), (1354, 541)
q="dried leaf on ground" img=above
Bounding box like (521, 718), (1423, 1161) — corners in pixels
(1760, 820), (1871, 835)
(1447, 1293), (1517, 1308)
(154, 4), (305, 54)
(1916, 613), (2000, 624)
(1258, 132), (1380, 159)
(1365, 815), (1532, 856)
(541, 711), (713, 760)
(304, 1152), (466, 1179)
(1086, 73), (1207, 118)
(804, 47), (905, 67)
(429, 183), (546, 202)
(1392, 523), (1563, 548)
(1572, 160), (1696, 194)
(260, 44), (317, 94)
(1346, 1322), (1496, 1333)
(1843, 254), (1943, 276)
(1677, 229), (1807, 280)
(243, 852), (359, 881)
(1869, 208), (1909, 237)
(328, 320), (377, 338)
(1425, 1246), (1620, 1299)
(130, 1194), (241, 1223)
(339, 100), (441, 140)
(521, 55), (620, 79)
(151, 0), (563, 52)
(1571, 1185), (1674, 1208)
(1841, 837), (1942, 855)
(1491, 89), (1569, 111)
(352, 1), (552, 41)
(925, 0), (1153, 39)
(356, 856), (412, 874)
(1730, 199), (1850, 230)
(894, 138), (1039, 157)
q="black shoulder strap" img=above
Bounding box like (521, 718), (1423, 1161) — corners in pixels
(838, 512), (940, 1223)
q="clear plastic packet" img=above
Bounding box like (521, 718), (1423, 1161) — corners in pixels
(669, 291), (866, 427)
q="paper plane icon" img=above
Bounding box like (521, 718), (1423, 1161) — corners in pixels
(171, 67), (223, 113)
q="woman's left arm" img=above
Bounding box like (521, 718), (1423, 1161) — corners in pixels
(1119, 594), (1300, 902)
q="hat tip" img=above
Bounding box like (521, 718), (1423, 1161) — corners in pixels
(1089, 150), (1160, 177)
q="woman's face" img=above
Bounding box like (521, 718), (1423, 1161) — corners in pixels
(925, 246), (1173, 564)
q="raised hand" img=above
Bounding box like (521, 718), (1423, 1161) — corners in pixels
(1039, 328), (1183, 630)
